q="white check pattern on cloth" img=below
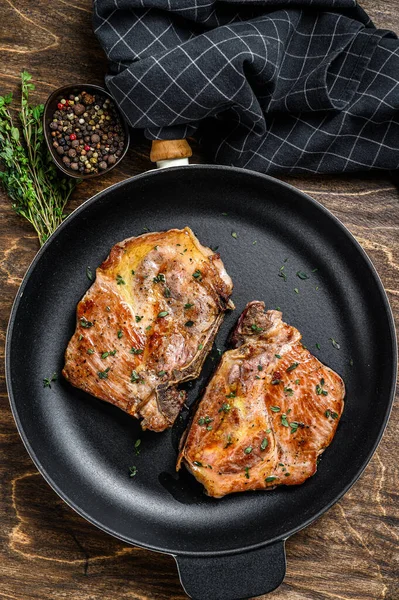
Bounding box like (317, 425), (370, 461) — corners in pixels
(93, 0), (399, 174)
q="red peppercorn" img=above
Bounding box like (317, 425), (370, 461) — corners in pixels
(84, 145), (90, 151)
(57, 103), (64, 110)
(69, 133), (77, 141)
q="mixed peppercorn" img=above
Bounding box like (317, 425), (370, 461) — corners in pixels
(49, 90), (125, 175)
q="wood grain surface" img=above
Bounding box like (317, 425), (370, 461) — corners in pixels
(0, 1), (398, 599)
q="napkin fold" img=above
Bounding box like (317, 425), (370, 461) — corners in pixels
(94, 1), (399, 174)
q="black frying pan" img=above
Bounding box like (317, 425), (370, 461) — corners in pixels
(6, 165), (397, 600)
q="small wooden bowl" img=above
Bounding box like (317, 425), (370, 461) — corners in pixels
(43, 84), (130, 179)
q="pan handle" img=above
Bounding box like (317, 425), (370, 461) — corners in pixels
(174, 541), (286, 600)
(150, 139), (192, 169)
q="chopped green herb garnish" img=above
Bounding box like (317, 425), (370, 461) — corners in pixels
(226, 391), (236, 398)
(164, 287), (171, 298)
(225, 434), (233, 448)
(231, 232), (238, 239)
(145, 325), (152, 331)
(157, 311), (169, 318)
(316, 379), (328, 396)
(218, 403), (231, 413)
(131, 270), (135, 275)
(316, 343), (321, 350)
(134, 316), (142, 323)
(153, 273), (166, 283)
(330, 338), (341, 349)
(244, 446), (252, 454)
(270, 406), (281, 412)
(198, 343), (203, 350)
(221, 212), (228, 216)
(349, 358), (354, 367)
(284, 387), (294, 396)
(185, 320), (194, 327)
(294, 379), (300, 385)
(98, 367), (110, 380)
(255, 375), (261, 380)
(253, 240), (257, 245)
(206, 425), (213, 431)
(43, 372), (57, 388)
(290, 421), (299, 434)
(86, 266), (93, 281)
(265, 429), (272, 434)
(130, 370), (141, 383)
(198, 417), (205, 425)
(134, 439), (141, 455)
(80, 318), (93, 328)
(245, 467), (250, 479)
(78, 334), (83, 341)
(87, 348), (95, 355)
(193, 461), (203, 467)
(266, 476), (277, 483)
(296, 271), (309, 280)
(130, 347), (144, 355)
(101, 351), (110, 359)
(271, 379), (281, 385)
(184, 302), (194, 309)
(117, 330), (123, 338)
(129, 466), (138, 477)
(278, 270), (287, 282)
(275, 354), (281, 359)
(157, 370), (166, 377)
(325, 410), (338, 419)
(251, 323), (263, 333)
(116, 274), (125, 285)
(260, 438), (268, 451)
(210, 246), (219, 252)
(192, 269), (202, 280)
(294, 288), (299, 294)
(286, 362), (299, 372)
(281, 414), (289, 427)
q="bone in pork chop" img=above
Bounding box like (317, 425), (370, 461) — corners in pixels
(178, 301), (345, 497)
(63, 227), (234, 432)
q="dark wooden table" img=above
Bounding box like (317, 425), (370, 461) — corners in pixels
(1, 1), (398, 599)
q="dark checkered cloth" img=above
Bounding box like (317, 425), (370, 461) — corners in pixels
(93, 1), (399, 174)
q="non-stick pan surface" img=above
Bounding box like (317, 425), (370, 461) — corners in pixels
(6, 166), (396, 600)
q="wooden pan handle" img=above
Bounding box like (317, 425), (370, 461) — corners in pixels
(150, 139), (192, 163)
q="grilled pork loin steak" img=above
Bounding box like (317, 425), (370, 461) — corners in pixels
(178, 301), (345, 497)
(63, 227), (234, 432)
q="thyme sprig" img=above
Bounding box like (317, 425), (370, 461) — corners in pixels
(0, 71), (77, 245)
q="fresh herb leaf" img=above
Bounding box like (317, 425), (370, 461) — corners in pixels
(117, 330), (123, 338)
(135, 315), (143, 322)
(290, 421), (299, 434)
(98, 367), (110, 380)
(271, 379), (281, 385)
(275, 354), (281, 359)
(218, 403), (231, 413)
(43, 372), (57, 388)
(257, 364), (263, 371)
(281, 414), (289, 427)
(294, 287), (299, 294)
(101, 351), (110, 359)
(330, 338), (341, 349)
(192, 269), (202, 280)
(130, 370), (141, 383)
(163, 287), (171, 298)
(130, 347), (143, 355)
(198, 343), (203, 350)
(231, 232), (238, 239)
(116, 274), (125, 285)
(245, 467), (250, 479)
(80, 318), (93, 328)
(266, 476), (277, 482)
(226, 391), (236, 398)
(87, 348), (95, 355)
(270, 406), (281, 412)
(260, 438), (268, 451)
(153, 273), (166, 283)
(131, 270), (135, 275)
(284, 387), (294, 396)
(157, 311), (169, 318)
(134, 439), (141, 455)
(184, 302), (194, 309)
(193, 461), (203, 467)
(296, 271), (309, 280)
(129, 466), (138, 477)
(157, 370), (166, 377)
(349, 358), (354, 367)
(86, 266), (93, 281)
(244, 446), (252, 454)
(286, 362), (299, 372)
(251, 323), (263, 333)
(316, 343), (321, 350)
(278, 270), (287, 282)
(185, 320), (194, 327)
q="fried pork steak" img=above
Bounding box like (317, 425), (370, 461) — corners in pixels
(63, 227), (233, 432)
(178, 301), (345, 497)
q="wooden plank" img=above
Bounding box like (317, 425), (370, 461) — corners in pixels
(0, 1), (397, 599)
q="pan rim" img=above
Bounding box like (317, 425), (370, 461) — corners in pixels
(5, 164), (397, 557)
